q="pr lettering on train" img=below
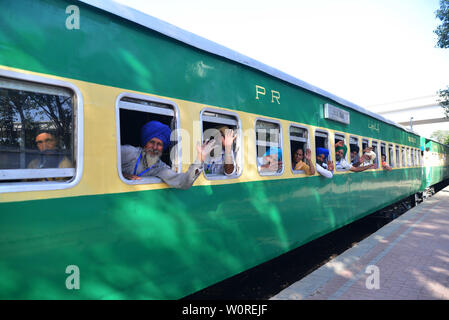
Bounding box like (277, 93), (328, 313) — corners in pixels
(255, 85), (281, 104)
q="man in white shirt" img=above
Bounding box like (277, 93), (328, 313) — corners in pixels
(335, 141), (374, 172)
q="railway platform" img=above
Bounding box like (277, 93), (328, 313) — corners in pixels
(271, 186), (449, 300)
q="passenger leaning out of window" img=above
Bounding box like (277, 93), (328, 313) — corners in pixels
(293, 148), (315, 175)
(335, 141), (374, 172)
(204, 125), (237, 176)
(315, 147), (333, 178)
(381, 154), (392, 171)
(121, 120), (214, 189)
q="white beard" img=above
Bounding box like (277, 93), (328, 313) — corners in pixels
(145, 152), (160, 167)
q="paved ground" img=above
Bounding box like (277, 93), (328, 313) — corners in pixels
(271, 186), (449, 300)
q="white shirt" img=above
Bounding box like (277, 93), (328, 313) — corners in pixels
(316, 162), (333, 178)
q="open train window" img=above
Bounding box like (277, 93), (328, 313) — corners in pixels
(334, 132), (348, 171)
(401, 147), (406, 167)
(388, 144), (395, 168)
(256, 119), (283, 175)
(406, 148), (411, 167)
(201, 109), (242, 179)
(371, 140), (379, 167)
(362, 138), (369, 152)
(116, 93), (180, 184)
(315, 130), (331, 162)
(0, 72), (82, 193)
(380, 142), (386, 166)
(289, 125), (309, 174)
(396, 145), (400, 168)
(349, 136), (360, 165)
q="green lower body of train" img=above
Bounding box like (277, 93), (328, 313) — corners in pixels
(2, 167), (448, 299)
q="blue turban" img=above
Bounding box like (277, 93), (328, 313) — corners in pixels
(316, 147), (329, 158)
(140, 121), (171, 151)
(263, 147), (282, 160)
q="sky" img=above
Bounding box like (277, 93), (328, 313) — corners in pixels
(113, 0), (449, 110)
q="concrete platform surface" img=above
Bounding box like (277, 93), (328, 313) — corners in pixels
(271, 186), (449, 300)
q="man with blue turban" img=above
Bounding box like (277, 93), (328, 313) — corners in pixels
(121, 120), (214, 189)
(315, 147), (334, 178)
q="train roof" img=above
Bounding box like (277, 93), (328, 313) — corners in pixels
(80, 0), (415, 135)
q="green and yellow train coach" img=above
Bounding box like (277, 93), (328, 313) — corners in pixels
(0, 0), (448, 299)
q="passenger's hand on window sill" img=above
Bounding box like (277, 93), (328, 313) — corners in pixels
(123, 174), (141, 180)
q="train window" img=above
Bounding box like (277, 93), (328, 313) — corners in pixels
(362, 138), (369, 152)
(201, 109), (242, 179)
(349, 136), (360, 165)
(335, 133), (348, 171)
(315, 130), (331, 159)
(411, 149), (415, 167)
(256, 119), (283, 175)
(117, 93), (181, 184)
(388, 144), (395, 168)
(290, 125), (310, 174)
(371, 140), (379, 167)
(396, 145), (400, 168)
(406, 148), (411, 167)
(402, 147), (406, 167)
(0, 73), (82, 193)
(380, 142), (386, 166)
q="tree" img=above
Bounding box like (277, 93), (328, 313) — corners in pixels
(430, 130), (449, 144)
(435, 0), (449, 117)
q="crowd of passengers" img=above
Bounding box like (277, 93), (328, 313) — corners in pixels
(31, 120), (392, 189)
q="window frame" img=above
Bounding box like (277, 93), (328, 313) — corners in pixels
(334, 132), (349, 172)
(402, 146), (406, 167)
(380, 142), (387, 166)
(406, 147), (411, 167)
(255, 118), (284, 176)
(0, 69), (83, 193)
(388, 143), (395, 168)
(371, 140), (379, 168)
(396, 145), (400, 168)
(200, 107), (243, 180)
(116, 92), (181, 185)
(289, 124), (311, 175)
(314, 129), (332, 163)
(349, 135), (360, 166)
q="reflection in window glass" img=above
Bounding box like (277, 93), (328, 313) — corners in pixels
(0, 77), (74, 182)
(256, 120), (282, 175)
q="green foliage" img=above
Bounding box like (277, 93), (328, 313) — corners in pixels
(435, 1), (449, 117)
(437, 86), (449, 118)
(430, 129), (449, 144)
(435, 0), (449, 48)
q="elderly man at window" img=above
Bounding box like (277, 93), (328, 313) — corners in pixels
(121, 120), (213, 189)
